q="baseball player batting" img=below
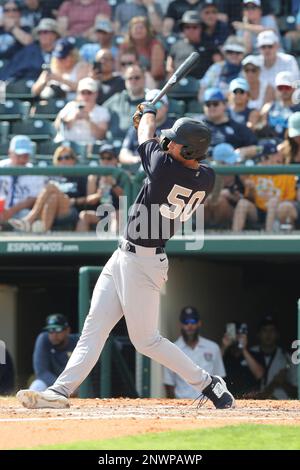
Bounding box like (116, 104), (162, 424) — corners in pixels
(17, 102), (235, 410)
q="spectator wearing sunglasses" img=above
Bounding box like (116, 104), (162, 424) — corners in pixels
(119, 88), (175, 173)
(241, 54), (274, 111)
(54, 77), (110, 144)
(117, 49), (156, 90)
(228, 77), (260, 129)
(79, 19), (118, 64)
(90, 48), (125, 106)
(0, 0), (33, 60)
(163, 306), (226, 399)
(257, 71), (300, 140)
(257, 30), (300, 89)
(9, 145), (88, 233)
(29, 314), (79, 392)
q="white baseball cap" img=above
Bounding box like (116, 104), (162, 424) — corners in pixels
(242, 54), (262, 68)
(77, 77), (98, 93)
(145, 89), (168, 106)
(9, 135), (33, 155)
(275, 71), (295, 88)
(257, 30), (279, 47)
(243, 0), (261, 7)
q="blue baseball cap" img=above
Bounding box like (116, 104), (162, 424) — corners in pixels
(180, 306), (200, 323)
(9, 135), (33, 155)
(44, 314), (69, 332)
(53, 37), (76, 59)
(212, 143), (240, 164)
(229, 77), (250, 93)
(203, 87), (226, 103)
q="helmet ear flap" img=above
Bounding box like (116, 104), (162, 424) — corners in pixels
(160, 136), (171, 152)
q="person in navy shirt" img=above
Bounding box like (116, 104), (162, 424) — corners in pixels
(29, 314), (79, 392)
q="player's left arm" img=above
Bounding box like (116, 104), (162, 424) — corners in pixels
(133, 102), (157, 145)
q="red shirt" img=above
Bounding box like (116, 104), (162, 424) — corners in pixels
(58, 0), (111, 36)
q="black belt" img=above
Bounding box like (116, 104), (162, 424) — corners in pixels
(119, 240), (165, 255)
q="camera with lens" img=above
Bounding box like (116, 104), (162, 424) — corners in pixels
(42, 63), (51, 72)
(93, 61), (102, 74)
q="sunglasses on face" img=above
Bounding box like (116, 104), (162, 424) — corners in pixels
(184, 24), (200, 30)
(233, 88), (246, 95)
(260, 45), (274, 49)
(126, 75), (142, 81)
(205, 101), (221, 107)
(277, 85), (293, 92)
(226, 50), (243, 55)
(80, 90), (93, 95)
(181, 318), (198, 325)
(57, 154), (74, 161)
(121, 61), (134, 67)
(48, 328), (64, 333)
(244, 5), (259, 10)
(244, 67), (258, 73)
(100, 155), (114, 161)
(4, 7), (19, 12)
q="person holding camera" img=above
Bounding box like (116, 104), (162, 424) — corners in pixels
(222, 321), (265, 398)
(90, 48), (125, 105)
(54, 77), (109, 144)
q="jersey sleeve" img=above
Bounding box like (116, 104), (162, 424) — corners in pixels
(137, 139), (168, 179)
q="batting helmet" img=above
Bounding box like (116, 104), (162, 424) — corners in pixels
(160, 117), (211, 161)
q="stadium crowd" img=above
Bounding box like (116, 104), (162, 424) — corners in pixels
(0, 0), (300, 233)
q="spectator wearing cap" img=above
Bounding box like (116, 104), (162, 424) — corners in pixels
(115, 0), (163, 35)
(257, 30), (300, 89)
(32, 37), (90, 101)
(200, 0), (230, 53)
(252, 315), (298, 399)
(257, 71), (300, 140)
(0, 0), (33, 60)
(205, 143), (244, 229)
(279, 112), (300, 165)
(76, 144), (125, 232)
(119, 88), (175, 173)
(166, 10), (214, 81)
(221, 321), (265, 398)
(119, 16), (165, 83)
(57, 0), (111, 39)
(103, 64), (146, 140)
(199, 35), (246, 98)
(29, 314), (79, 392)
(54, 77), (110, 144)
(202, 87), (258, 160)
(0, 136), (46, 229)
(9, 144), (88, 233)
(163, 307), (225, 399)
(91, 48), (125, 105)
(79, 19), (118, 64)
(228, 77), (260, 128)
(0, 17), (59, 81)
(217, 0), (275, 25)
(232, 0), (279, 54)
(117, 48), (157, 90)
(163, 0), (203, 35)
(232, 142), (297, 232)
(241, 54), (274, 110)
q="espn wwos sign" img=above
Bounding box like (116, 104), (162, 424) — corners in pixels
(0, 340), (6, 364)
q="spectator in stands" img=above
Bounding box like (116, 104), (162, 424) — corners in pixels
(54, 77), (109, 144)
(91, 48), (125, 105)
(79, 19), (118, 64)
(0, 348), (15, 396)
(252, 315), (298, 399)
(228, 77), (260, 128)
(202, 87), (258, 159)
(232, 143), (297, 232)
(76, 143), (124, 233)
(0, 136), (46, 229)
(57, 0), (111, 39)
(233, 0), (279, 54)
(29, 314), (79, 392)
(163, 0), (202, 35)
(32, 37), (90, 101)
(0, 0), (33, 60)
(200, 0), (230, 53)
(0, 17), (60, 81)
(284, 4), (300, 53)
(21, 0), (43, 29)
(218, 0), (275, 24)
(9, 145), (88, 233)
(257, 71), (300, 140)
(222, 321), (265, 398)
(114, 0), (163, 35)
(205, 143), (244, 229)
(199, 35), (246, 98)
(117, 48), (156, 90)
(119, 16), (165, 83)
(39, 0), (64, 19)
(103, 64), (146, 140)
(257, 30), (300, 89)
(166, 10), (214, 81)
(164, 306), (226, 399)
(279, 112), (300, 164)
(119, 89), (175, 172)
(241, 54), (274, 110)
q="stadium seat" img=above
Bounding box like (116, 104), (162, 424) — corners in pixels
(168, 77), (200, 100)
(5, 79), (35, 100)
(168, 99), (185, 118)
(10, 118), (55, 141)
(185, 99), (203, 115)
(0, 142), (9, 160)
(0, 121), (10, 143)
(31, 99), (67, 120)
(0, 100), (30, 121)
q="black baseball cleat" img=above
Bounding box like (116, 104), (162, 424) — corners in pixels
(202, 376), (236, 409)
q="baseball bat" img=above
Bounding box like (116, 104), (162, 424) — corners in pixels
(150, 52), (200, 105)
